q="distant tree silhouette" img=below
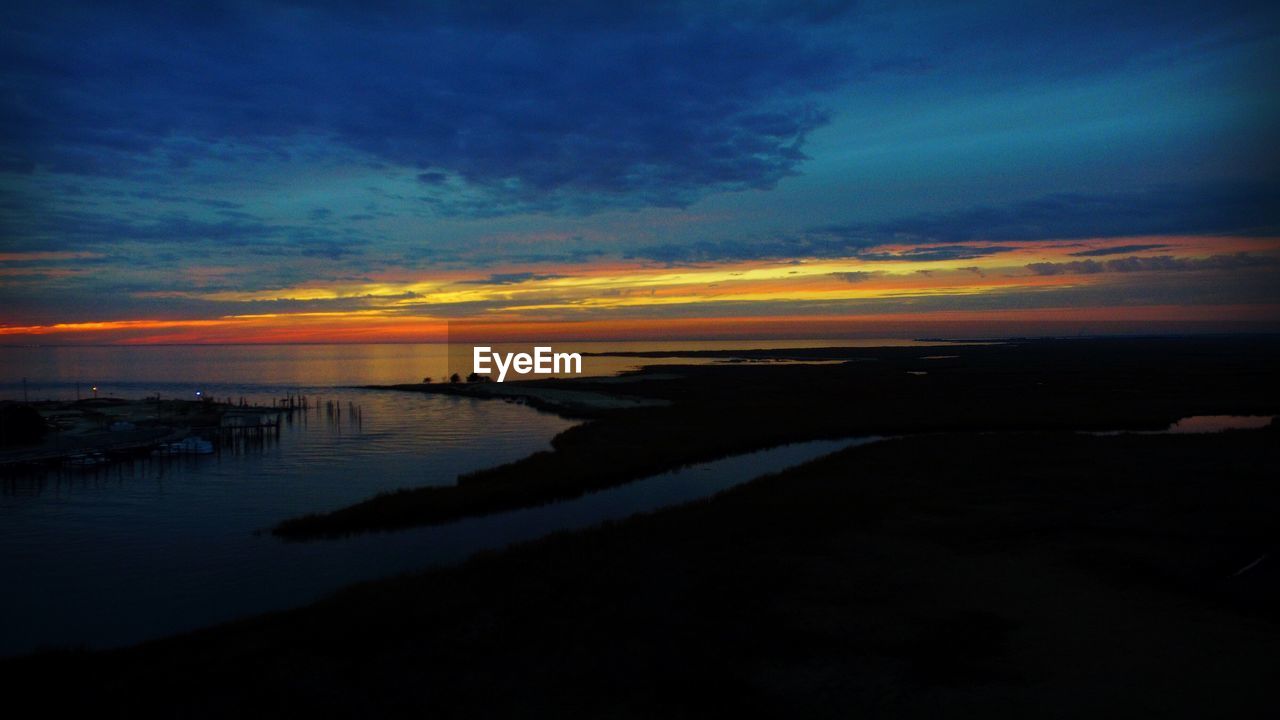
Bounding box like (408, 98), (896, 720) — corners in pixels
(466, 372), (492, 383)
(449, 373), (461, 384)
(422, 377), (432, 384)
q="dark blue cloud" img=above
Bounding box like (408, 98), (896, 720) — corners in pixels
(1, 0), (862, 214)
(0, 200), (366, 259)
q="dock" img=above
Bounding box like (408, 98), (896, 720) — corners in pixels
(0, 395), (315, 470)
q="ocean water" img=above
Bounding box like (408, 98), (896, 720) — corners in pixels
(0, 339), (935, 401)
(0, 342), (891, 656)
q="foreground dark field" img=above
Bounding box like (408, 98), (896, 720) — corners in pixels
(4, 337), (1279, 717)
(6, 429), (1277, 717)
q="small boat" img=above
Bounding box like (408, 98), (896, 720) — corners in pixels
(153, 436), (215, 455)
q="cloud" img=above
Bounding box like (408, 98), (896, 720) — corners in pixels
(1, 1), (863, 215)
(0, 200), (367, 259)
(3, 1), (1277, 337)
(1026, 252), (1278, 275)
(854, 246), (1017, 262)
(829, 271), (879, 283)
(812, 182), (1280, 245)
(457, 272), (567, 286)
(1068, 244), (1170, 257)
(627, 181), (1280, 263)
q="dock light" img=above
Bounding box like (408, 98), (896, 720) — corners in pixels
(92, 386), (98, 398)
(195, 390), (203, 398)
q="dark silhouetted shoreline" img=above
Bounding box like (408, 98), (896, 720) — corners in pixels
(277, 336), (1279, 538)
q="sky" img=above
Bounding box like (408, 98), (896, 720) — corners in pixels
(1, 0), (1278, 344)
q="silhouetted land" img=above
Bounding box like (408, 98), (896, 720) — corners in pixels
(277, 336), (1279, 538)
(4, 336), (1278, 716)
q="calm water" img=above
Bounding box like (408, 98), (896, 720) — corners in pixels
(0, 343), (885, 656)
(0, 339), (944, 401)
(1, 389), (577, 656)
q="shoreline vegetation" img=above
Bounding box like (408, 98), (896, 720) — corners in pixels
(274, 336), (1278, 539)
(4, 336), (1279, 716)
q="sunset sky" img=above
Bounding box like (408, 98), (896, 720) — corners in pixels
(2, 1), (1278, 344)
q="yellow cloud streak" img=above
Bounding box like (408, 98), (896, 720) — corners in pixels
(181, 254), (1032, 307)
(53, 235), (1277, 324)
(502, 281), (1042, 312)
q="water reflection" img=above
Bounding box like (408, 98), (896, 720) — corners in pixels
(0, 389), (577, 657)
(0, 433), (870, 656)
(1, 339), (964, 401)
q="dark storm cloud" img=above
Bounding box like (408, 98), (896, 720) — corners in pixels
(1, 0), (860, 214)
